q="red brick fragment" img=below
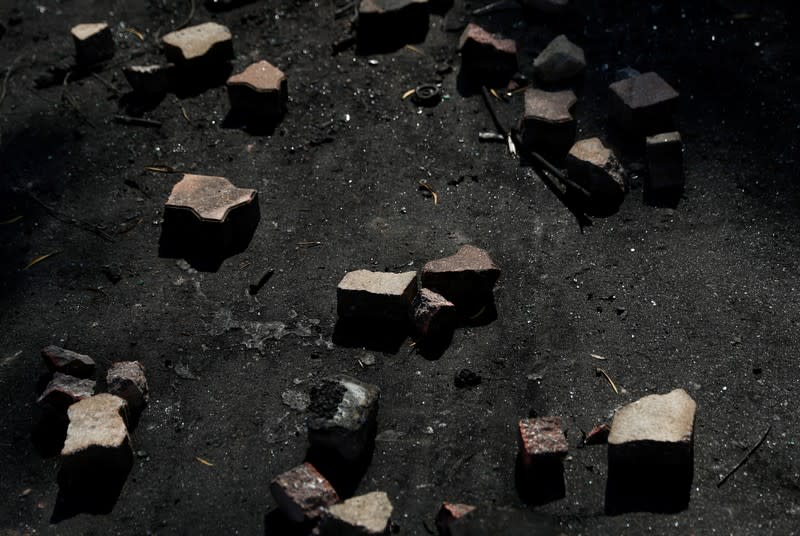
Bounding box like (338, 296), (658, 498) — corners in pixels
(270, 463), (339, 523)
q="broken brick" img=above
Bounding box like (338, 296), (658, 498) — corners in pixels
(411, 288), (457, 338)
(41, 345), (96, 378)
(37, 373), (95, 411)
(307, 375), (380, 461)
(357, 0), (430, 51)
(420, 245), (500, 307)
(162, 22), (233, 67)
(436, 502), (476, 536)
(566, 137), (626, 199)
(609, 71), (679, 135)
(123, 63), (174, 95)
(227, 60), (287, 121)
(520, 88), (577, 156)
(533, 34), (585, 83)
(458, 23), (517, 82)
(71, 22), (114, 66)
(337, 270), (417, 320)
(645, 131), (684, 191)
(518, 417), (568, 467)
(107, 361), (148, 418)
(320, 491), (393, 535)
(270, 463), (339, 524)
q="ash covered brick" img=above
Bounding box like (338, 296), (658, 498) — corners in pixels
(162, 22), (233, 66)
(411, 288), (457, 337)
(520, 88), (577, 155)
(566, 137), (625, 198)
(71, 22), (114, 66)
(123, 63), (174, 95)
(308, 375), (380, 461)
(533, 35), (585, 83)
(107, 361), (148, 418)
(270, 462), (339, 524)
(458, 23), (517, 81)
(609, 71), (679, 135)
(37, 373), (95, 411)
(436, 502), (476, 535)
(357, 0), (430, 49)
(645, 131), (684, 191)
(518, 417), (568, 467)
(421, 245), (500, 306)
(320, 491), (393, 535)
(337, 270), (417, 320)
(59, 394), (133, 489)
(41, 345), (96, 378)
(227, 60), (287, 120)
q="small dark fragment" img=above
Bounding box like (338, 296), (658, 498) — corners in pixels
(454, 368), (481, 388)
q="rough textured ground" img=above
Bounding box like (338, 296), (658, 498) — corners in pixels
(1, 0), (799, 534)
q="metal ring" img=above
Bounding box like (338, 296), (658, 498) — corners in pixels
(412, 84), (441, 106)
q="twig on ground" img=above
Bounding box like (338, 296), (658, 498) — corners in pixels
(595, 367), (620, 394)
(717, 425), (772, 487)
(26, 192), (114, 242)
(0, 55), (23, 110)
(114, 115), (162, 127)
(91, 72), (121, 95)
(418, 180), (439, 205)
(176, 0), (196, 30)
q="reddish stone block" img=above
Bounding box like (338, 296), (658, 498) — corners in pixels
(270, 463), (339, 524)
(609, 72), (679, 135)
(357, 0), (430, 51)
(123, 63), (174, 96)
(37, 372), (96, 411)
(566, 137), (626, 200)
(41, 345), (96, 379)
(107, 361), (148, 418)
(520, 88), (577, 157)
(411, 288), (457, 338)
(458, 23), (517, 82)
(518, 417), (568, 467)
(436, 502), (476, 535)
(227, 60), (287, 121)
(71, 22), (114, 66)
(421, 245), (500, 307)
(337, 270), (417, 320)
(162, 22), (233, 67)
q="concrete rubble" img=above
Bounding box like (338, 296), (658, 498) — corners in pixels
(566, 137), (626, 200)
(270, 462), (339, 523)
(41, 345), (96, 379)
(337, 270), (417, 321)
(410, 288), (457, 338)
(123, 63), (174, 96)
(307, 375), (380, 461)
(608, 71), (679, 135)
(520, 88), (577, 155)
(59, 394), (133, 488)
(162, 22), (233, 67)
(420, 244), (500, 307)
(436, 502), (476, 536)
(320, 491), (393, 535)
(645, 131), (684, 191)
(533, 34), (586, 83)
(71, 22), (114, 66)
(106, 361), (149, 418)
(37, 373), (96, 411)
(458, 23), (517, 81)
(227, 60), (288, 121)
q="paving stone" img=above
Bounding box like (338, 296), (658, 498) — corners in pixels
(420, 245), (500, 306)
(410, 288), (457, 337)
(37, 373), (96, 411)
(123, 63), (174, 95)
(436, 502), (476, 536)
(162, 22), (233, 66)
(645, 131), (684, 190)
(41, 345), (96, 378)
(320, 491), (393, 535)
(337, 270), (417, 320)
(520, 88), (577, 154)
(166, 174), (257, 223)
(107, 361), (148, 417)
(458, 23), (517, 81)
(614, 66), (640, 82)
(533, 34), (586, 83)
(357, 0), (430, 50)
(609, 71), (679, 134)
(227, 60), (287, 121)
(71, 22), (114, 66)
(59, 394), (133, 488)
(521, 0), (569, 13)
(565, 137), (626, 198)
(308, 375), (380, 461)
(270, 463), (339, 524)
(518, 417), (568, 467)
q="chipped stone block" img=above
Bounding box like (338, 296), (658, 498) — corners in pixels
(458, 23), (517, 81)
(71, 22), (114, 66)
(411, 288), (457, 338)
(522, 0), (569, 13)
(337, 270), (417, 320)
(107, 361), (148, 417)
(320, 491), (393, 535)
(421, 245), (500, 307)
(162, 174), (260, 257)
(566, 137), (626, 198)
(436, 502), (476, 536)
(518, 417), (568, 468)
(645, 131), (684, 191)
(357, 0), (429, 50)
(520, 88), (577, 155)
(308, 375), (380, 461)
(41, 345), (96, 378)
(123, 63), (174, 95)
(59, 394), (133, 489)
(227, 60), (287, 121)
(533, 34), (585, 83)
(609, 71), (679, 135)
(162, 22), (233, 67)
(270, 463), (339, 523)
(37, 373), (95, 411)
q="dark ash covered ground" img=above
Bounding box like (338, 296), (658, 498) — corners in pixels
(1, 0), (799, 534)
